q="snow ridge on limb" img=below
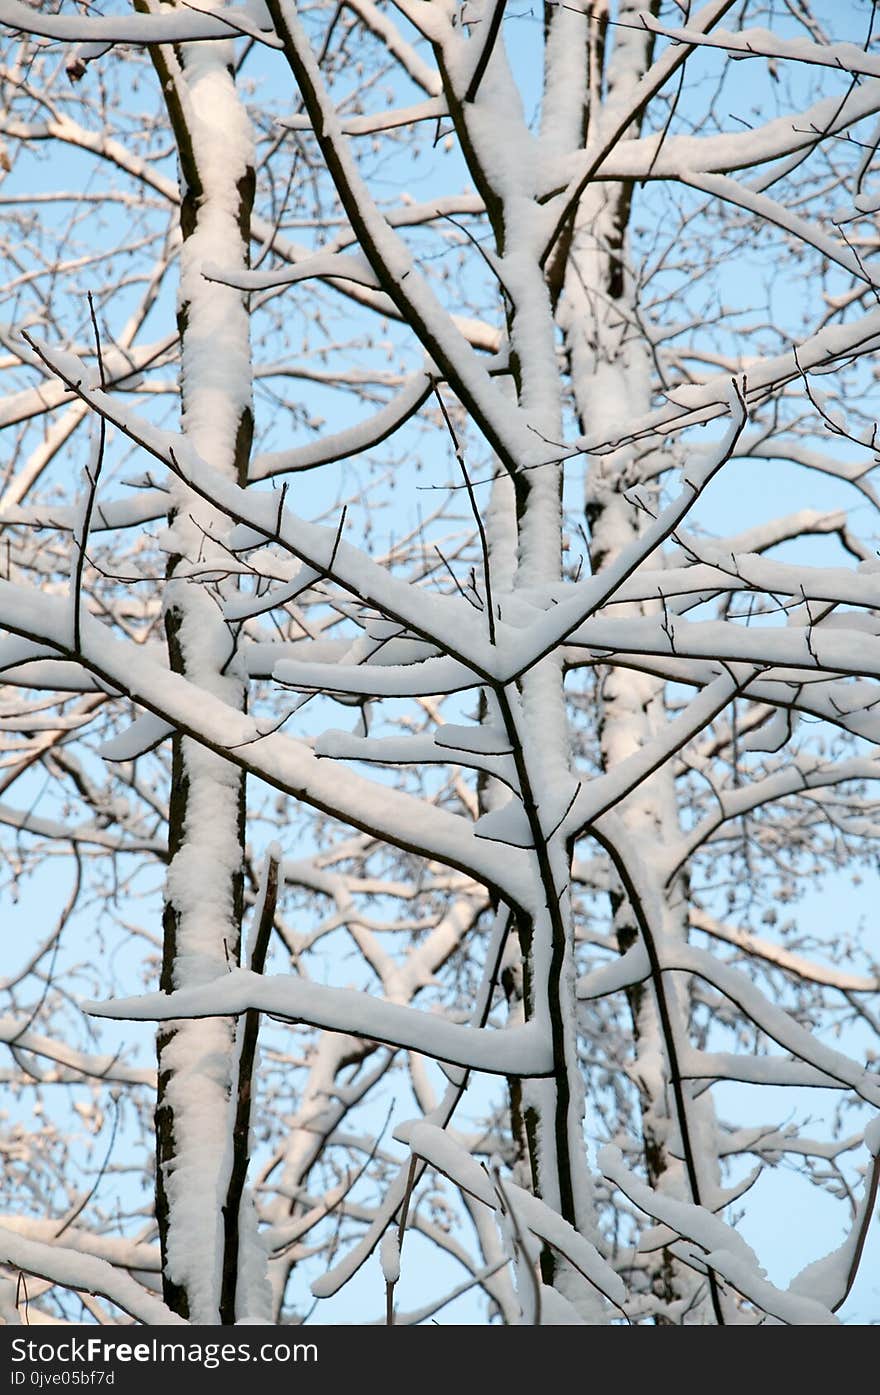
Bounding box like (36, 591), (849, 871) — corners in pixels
(0, 0), (280, 45)
(396, 1119), (627, 1315)
(599, 1147), (839, 1325)
(262, 0), (546, 479)
(18, 336), (494, 676)
(309, 905), (515, 1302)
(0, 1226), (186, 1326)
(788, 1120), (880, 1314)
(0, 576), (530, 899)
(83, 968), (553, 1077)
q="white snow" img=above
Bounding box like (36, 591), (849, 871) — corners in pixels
(379, 1230), (401, 1286)
(84, 968), (553, 1077)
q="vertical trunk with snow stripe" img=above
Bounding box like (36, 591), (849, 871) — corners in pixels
(150, 12), (263, 1324)
(558, 0), (723, 1320)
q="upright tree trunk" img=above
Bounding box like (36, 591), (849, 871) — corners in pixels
(148, 14), (260, 1323)
(556, 2), (721, 1321)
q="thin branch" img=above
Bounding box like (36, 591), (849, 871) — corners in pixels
(464, 0), (507, 105)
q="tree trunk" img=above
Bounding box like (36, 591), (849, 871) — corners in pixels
(149, 14), (260, 1323)
(556, 2), (723, 1319)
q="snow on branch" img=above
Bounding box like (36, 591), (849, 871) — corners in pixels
(83, 968), (553, 1077)
(0, 1226), (185, 1326)
(0, 0), (279, 46)
(599, 1147), (839, 1325)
